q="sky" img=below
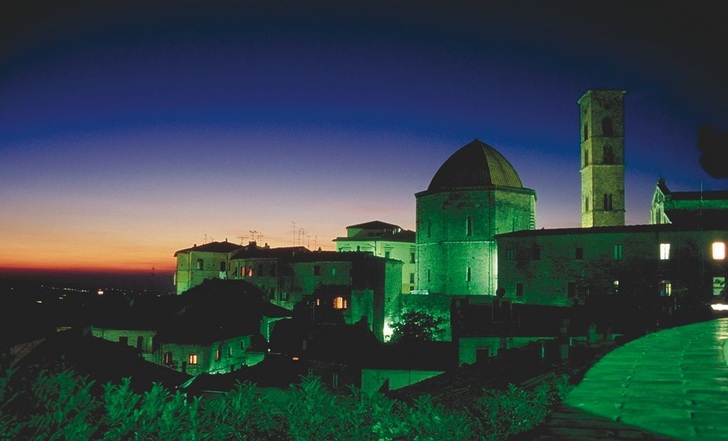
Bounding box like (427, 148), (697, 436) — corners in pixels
(1, 1), (727, 279)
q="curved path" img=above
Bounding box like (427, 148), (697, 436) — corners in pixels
(521, 318), (728, 440)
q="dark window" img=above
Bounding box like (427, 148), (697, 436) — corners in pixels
(583, 124), (589, 141)
(516, 283), (523, 297)
(385, 251), (391, 259)
(119, 336), (128, 345)
(567, 282), (576, 298)
(585, 196), (590, 211)
(314, 265), (321, 276)
(409, 273), (415, 284)
(602, 117), (613, 136)
(603, 194), (613, 211)
(196, 259), (203, 270)
(410, 252), (415, 263)
(603, 145), (614, 164)
(506, 248), (516, 260)
(466, 267), (471, 282)
(613, 244), (623, 260)
(575, 247), (584, 260)
(219, 261), (226, 272)
(466, 216), (473, 236)
(427, 269), (431, 282)
(136, 336), (144, 350)
(532, 247), (540, 260)
(584, 150), (589, 166)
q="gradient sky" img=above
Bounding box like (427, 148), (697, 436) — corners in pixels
(1, 1), (727, 275)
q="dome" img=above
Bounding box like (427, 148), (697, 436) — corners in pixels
(427, 139), (523, 191)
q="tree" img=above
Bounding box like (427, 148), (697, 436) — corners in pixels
(389, 311), (445, 343)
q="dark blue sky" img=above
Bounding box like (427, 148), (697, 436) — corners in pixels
(1, 1), (726, 272)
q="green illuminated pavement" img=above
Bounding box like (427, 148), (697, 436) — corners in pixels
(521, 318), (728, 440)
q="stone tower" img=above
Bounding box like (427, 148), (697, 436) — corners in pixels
(415, 139), (536, 296)
(578, 89), (626, 227)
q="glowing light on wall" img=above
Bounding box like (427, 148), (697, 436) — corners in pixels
(713, 242), (726, 260)
(382, 321), (393, 342)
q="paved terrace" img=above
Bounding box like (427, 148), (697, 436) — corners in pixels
(518, 317), (728, 440)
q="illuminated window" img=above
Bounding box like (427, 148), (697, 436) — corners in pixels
(215, 348), (221, 361)
(164, 352), (173, 365)
(333, 296), (347, 309)
(660, 280), (672, 297)
(228, 346), (233, 357)
(331, 268), (336, 276)
(613, 280), (619, 295)
(713, 242), (726, 260)
(188, 354), (198, 365)
(506, 248), (515, 261)
(613, 244), (623, 260)
(575, 247), (583, 260)
(516, 283), (523, 297)
(247, 266), (253, 277)
(196, 259), (204, 270)
(660, 243), (670, 260)
(466, 216), (473, 236)
(466, 267), (471, 282)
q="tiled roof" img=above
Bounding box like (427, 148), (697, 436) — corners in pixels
(173, 240), (245, 256)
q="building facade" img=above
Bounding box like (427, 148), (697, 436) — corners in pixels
(173, 240), (244, 294)
(333, 220), (416, 294)
(579, 89), (626, 227)
(415, 139), (536, 296)
(496, 224), (728, 307)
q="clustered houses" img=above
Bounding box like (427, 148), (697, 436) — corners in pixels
(174, 241), (403, 341)
(93, 88), (727, 379)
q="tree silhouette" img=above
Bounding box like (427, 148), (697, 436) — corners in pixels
(389, 311), (445, 343)
(698, 125), (728, 178)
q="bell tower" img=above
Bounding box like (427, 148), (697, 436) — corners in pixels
(578, 89), (626, 227)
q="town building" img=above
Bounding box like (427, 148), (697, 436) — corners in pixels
(415, 138), (536, 297)
(333, 220), (416, 294)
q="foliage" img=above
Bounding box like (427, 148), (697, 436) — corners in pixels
(389, 311), (446, 343)
(1, 369), (572, 441)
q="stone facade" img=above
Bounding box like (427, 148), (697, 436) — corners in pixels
(334, 220), (416, 294)
(579, 89), (626, 227)
(174, 241), (243, 294)
(496, 224), (728, 306)
(415, 140), (536, 297)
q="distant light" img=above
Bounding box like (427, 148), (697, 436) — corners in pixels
(36, 300), (43, 304)
(97, 289), (105, 295)
(292, 356), (300, 361)
(711, 303), (728, 311)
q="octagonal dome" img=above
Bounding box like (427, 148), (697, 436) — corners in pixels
(427, 139), (523, 191)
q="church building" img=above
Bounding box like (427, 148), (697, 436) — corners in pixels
(415, 139), (536, 296)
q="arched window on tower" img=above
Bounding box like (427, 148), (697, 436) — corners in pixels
(603, 145), (614, 164)
(583, 124), (589, 141)
(602, 117), (613, 136)
(603, 193), (613, 211)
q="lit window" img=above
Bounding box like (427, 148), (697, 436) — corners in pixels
(660, 280), (672, 297)
(215, 348), (221, 361)
(189, 354), (198, 365)
(613, 280), (619, 295)
(713, 277), (725, 296)
(164, 352), (173, 365)
(613, 244), (623, 260)
(713, 242), (726, 260)
(660, 243), (670, 260)
(331, 267), (336, 276)
(333, 296), (347, 309)
(247, 266), (253, 277)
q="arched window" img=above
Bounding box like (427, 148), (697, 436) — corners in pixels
(602, 117), (613, 136)
(603, 145), (614, 164)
